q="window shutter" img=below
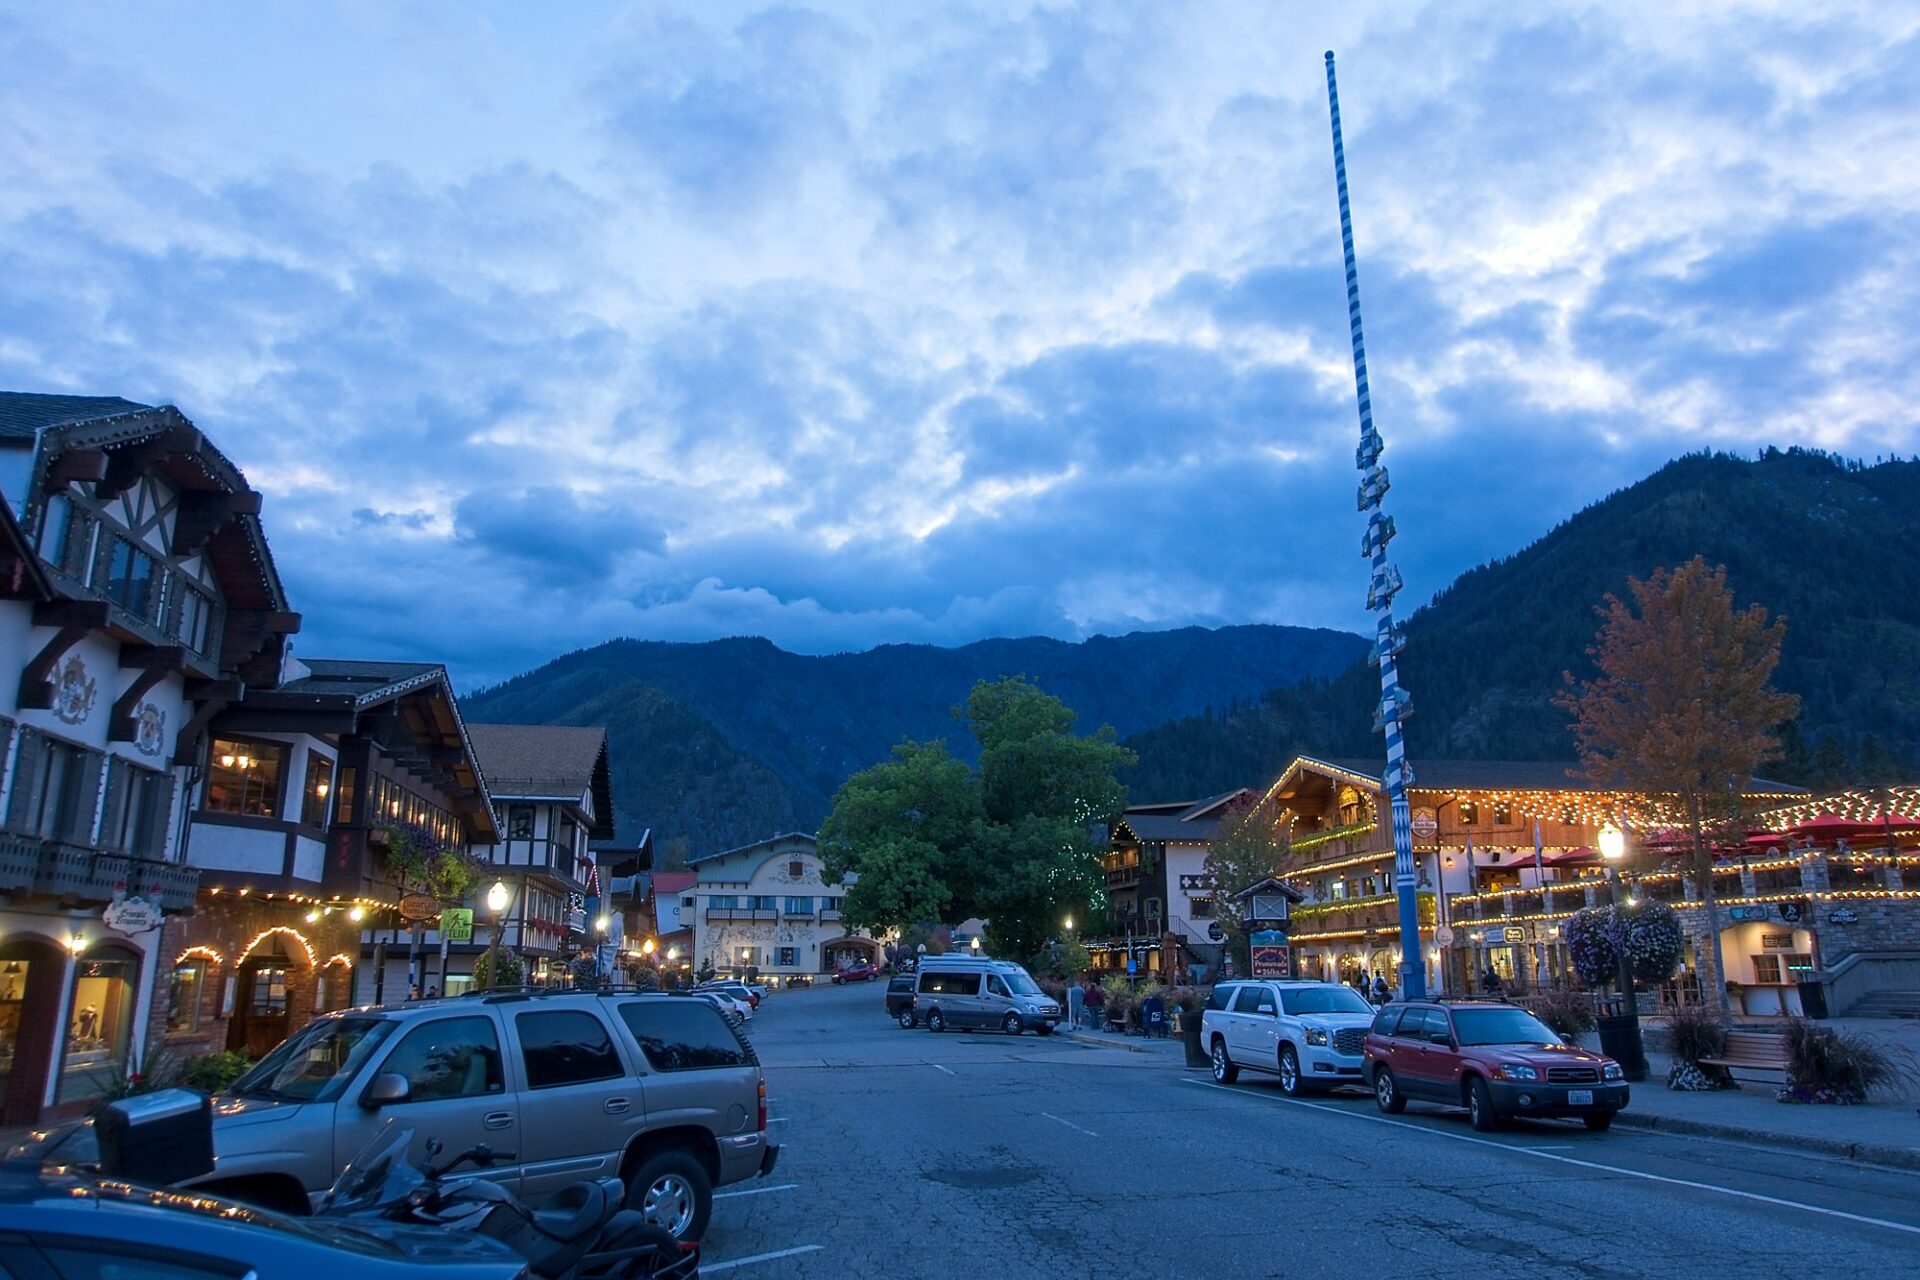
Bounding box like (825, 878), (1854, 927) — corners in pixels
(141, 773), (177, 860)
(66, 748), (106, 844)
(98, 758), (129, 852)
(4, 727), (44, 834)
(0, 717), (14, 812)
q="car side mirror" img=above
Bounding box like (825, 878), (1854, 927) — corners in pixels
(362, 1072), (411, 1109)
(1427, 1030), (1453, 1047)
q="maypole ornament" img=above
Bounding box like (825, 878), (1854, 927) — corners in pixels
(1326, 50), (1425, 999)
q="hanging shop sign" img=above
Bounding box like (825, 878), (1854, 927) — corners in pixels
(102, 895), (161, 935)
(1206, 921), (1225, 942)
(1502, 926), (1526, 943)
(1777, 901), (1805, 924)
(1830, 907), (1860, 925)
(1433, 924), (1455, 947)
(1410, 808), (1439, 839)
(396, 893), (441, 923)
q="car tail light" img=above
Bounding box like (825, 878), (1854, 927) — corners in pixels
(757, 1077), (767, 1131)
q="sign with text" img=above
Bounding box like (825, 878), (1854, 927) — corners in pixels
(1250, 945), (1292, 978)
(1411, 808), (1439, 839)
(439, 908), (474, 942)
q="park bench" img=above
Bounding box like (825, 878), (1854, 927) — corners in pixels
(1697, 1028), (1790, 1080)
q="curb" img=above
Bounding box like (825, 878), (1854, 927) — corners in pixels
(1613, 1110), (1920, 1172)
(1061, 1029), (1185, 1057)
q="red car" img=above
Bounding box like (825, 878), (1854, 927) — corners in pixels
(832, 963), (878, 984)
(1363, 999), (1629, 1131)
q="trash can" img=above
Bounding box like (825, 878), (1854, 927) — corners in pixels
(1595, 1014), (1649, 1082)
(1797, 980), (1828, 1020)
(1183, 1010), (1208, 1067)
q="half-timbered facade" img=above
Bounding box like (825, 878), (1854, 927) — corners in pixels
(687, 833), (875, 986)
(165, 659), (499, 1058)
(1092, 790), (1249, 981)
(0, 393), (294, 1122)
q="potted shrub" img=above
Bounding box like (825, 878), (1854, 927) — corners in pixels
(1664, 1003), (1732, 1091)
(1780, 1019), (1918, 1104)
(1529, 987), (1597, 1047)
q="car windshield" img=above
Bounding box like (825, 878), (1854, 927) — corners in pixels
(1280, 986), (1375, 1016)
(1450, 1007), (1562, 1046)
(1003, 972), (1042, 997)
(229, 1017), (395, 1103)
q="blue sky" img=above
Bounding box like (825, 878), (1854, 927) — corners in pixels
(4, 3), (1917, 687)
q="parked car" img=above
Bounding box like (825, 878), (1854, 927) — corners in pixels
(182, 988), (778, 1242)
(832, 963), (878, 984)
(886, 975), (919, 1027)
(912, 956), (1060, 1035)
(0, 1166), (527, 1279)
(697, 980), (760, 1009)
(1201, 980), (1379, 1095)
(692, 989), (754, 1021)
(1363, 999), (1630, 1131)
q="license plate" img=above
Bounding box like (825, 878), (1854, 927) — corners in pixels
(1567, 1089), (1594, 1106)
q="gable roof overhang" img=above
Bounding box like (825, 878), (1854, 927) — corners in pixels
(0, 498), (53, 601)
(685, 831), (819, 867)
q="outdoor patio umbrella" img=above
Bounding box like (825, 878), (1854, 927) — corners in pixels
(1785, 813), (1864, 844)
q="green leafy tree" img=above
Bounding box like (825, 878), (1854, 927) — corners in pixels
(821, 676), (1133, 966)
(1558, 558), (1799, 1012)
(1202, 792), (1292, 970)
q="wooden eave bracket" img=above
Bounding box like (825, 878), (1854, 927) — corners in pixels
(16, 600), (111, 709)
(48, 450), (109, 487)
(171, 489), (265, 555)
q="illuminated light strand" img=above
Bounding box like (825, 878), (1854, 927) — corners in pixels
(238, 926), (316, 967)
(174, 945), (225, 966)
(322, 952), (354, 967)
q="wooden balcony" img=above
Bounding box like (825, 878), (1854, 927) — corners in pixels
(707, 908), (778, 922)
(0, 833), (198, 910)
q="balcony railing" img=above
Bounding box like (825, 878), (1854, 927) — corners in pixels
(783, 908), (815, 919)
(706, 908), (778, 922)
(820, 909), (842, 922)
(1105, 868), (1140, 890)
(0, 834), (198, 910)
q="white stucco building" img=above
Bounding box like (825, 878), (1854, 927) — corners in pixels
(686, 833), (878, 985)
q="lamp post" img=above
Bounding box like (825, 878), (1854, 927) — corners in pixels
(480, 879), (511, 990)
(1598, 824), (1648, 1080)
(970, 935), (981, 955)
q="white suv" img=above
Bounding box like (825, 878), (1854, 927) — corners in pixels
(1201, 980), (1379, 1095)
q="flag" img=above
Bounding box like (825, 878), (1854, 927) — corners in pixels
(1464, 833), (1475, 897)
(1532, 820), (1545, 884)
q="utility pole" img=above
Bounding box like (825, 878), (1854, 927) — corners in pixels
(1325, 50), (1425, 1000)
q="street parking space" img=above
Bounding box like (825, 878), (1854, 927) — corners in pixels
(712, 981), (1920, 1279)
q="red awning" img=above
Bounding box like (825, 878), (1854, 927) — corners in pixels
(1544, 846), (1599, 865)
(1787, 813), (1865, 843)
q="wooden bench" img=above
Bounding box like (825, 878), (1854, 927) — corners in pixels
(1698, 1028), (1790, 1080)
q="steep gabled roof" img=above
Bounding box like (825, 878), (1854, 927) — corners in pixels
(686, 831), (818, 866)
(468, 723), (616, 840)
(0, 392), (152, 440)
(280, 658), (445, 705)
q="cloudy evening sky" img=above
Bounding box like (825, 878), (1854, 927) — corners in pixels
(4, 2), (1917, 687)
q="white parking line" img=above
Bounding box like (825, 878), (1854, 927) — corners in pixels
(1041, 1112), (1100, 1138)
(714, 1183), (798, 1200)
(1180, 1078), (1920, 1237)
(703, 1244), (825, 1274)
(766, 1117), (790, 1123)
(930, 1063), (956, 1076)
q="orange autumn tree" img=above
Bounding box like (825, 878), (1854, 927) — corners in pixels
(1557, 558), (1799, 1012)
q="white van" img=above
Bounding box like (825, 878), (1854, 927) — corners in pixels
(914, 956), (1061, 1035)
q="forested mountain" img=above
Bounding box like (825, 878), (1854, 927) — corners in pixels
(461, 625), (1368, 862)
(1121, 449), (1920, 801)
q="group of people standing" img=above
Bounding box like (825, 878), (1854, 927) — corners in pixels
(1349, 971), (1393, 1005)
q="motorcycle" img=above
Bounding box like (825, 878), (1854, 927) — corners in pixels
(318, 1122), (697, 1280)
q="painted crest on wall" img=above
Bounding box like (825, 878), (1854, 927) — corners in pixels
(133, 702), (166, 756)
(52, 655), (98, 725)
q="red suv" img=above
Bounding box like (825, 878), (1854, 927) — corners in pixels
(833, 963), (878, 984)
(1363, 999), (1629, 1131)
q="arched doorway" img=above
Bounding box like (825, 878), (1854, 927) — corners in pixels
(0, 935), (67, 1126)
(822, 937), (878, 973)
(57, 940), (142, 1106)
(228, 929), (311, 1058)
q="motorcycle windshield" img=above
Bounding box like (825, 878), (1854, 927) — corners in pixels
(319, 1121), (424, 1216)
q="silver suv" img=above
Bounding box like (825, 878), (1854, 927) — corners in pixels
(189, 989), (777, 1243)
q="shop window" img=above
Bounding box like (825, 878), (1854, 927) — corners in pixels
(507, 804), (534, 839)
(204, 738), (286, 818)
(776, 946), (798, 967)
(249, 966), (289, 1017)
(1750, 955), (1783, 984)
(1786, 953), (1815, 982)
(0, 956), (32, 1083)
(301, 753), (335, 829)
(1492, 803), (1512, 825)
(1458, 800), (1479, 826)
(166, 959), (207, 1033)
(58, 953), (138, 1102)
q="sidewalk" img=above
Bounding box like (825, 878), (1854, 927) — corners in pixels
(1067, 1020), (1920, 1171)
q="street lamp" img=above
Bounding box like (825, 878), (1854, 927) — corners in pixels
(480, 880), (512, 991)
(1598, 823), (1648, 1081)
(970, 935), (981, 955)
(595, 914), (611, 935)
(642, 937), (656, 957)
(1063, 915), (1073, 932)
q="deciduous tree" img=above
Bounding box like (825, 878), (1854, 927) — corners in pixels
(1202, 792), (1292, 973)
(1557, 557), (1799, 1011)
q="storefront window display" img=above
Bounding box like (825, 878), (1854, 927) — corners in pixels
(58, 953), (137, 1102)
(167, 959), (207, 1033)
(0, 957), (31, 1084)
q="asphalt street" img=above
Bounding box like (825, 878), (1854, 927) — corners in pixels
(698, 981), (1920, 1279)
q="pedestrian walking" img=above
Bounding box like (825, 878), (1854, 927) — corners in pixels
(1482, 966), (1503, 996)
(1083, 978), (1106, 1029)
(1371, 973), (1389, 1005)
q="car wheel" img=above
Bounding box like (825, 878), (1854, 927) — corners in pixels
(1035, 1025), (1054, 1036)
(1278, 1045), (1306, 1096)
(1583, 1112), (1613, 1132)
(1373, 1067), (1406, 1114)
(1210, 1037), (1239, 1084)
(898, 1008), (917, 1029)
(1002, 1012), (1024, 1036)
(1467, 1077), (1502, 1132)
(927, 1008), (946, 1033)
(626, 1149), (712, 1243)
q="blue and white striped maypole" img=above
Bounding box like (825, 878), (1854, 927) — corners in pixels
(1325, 50), (1425, 1000)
